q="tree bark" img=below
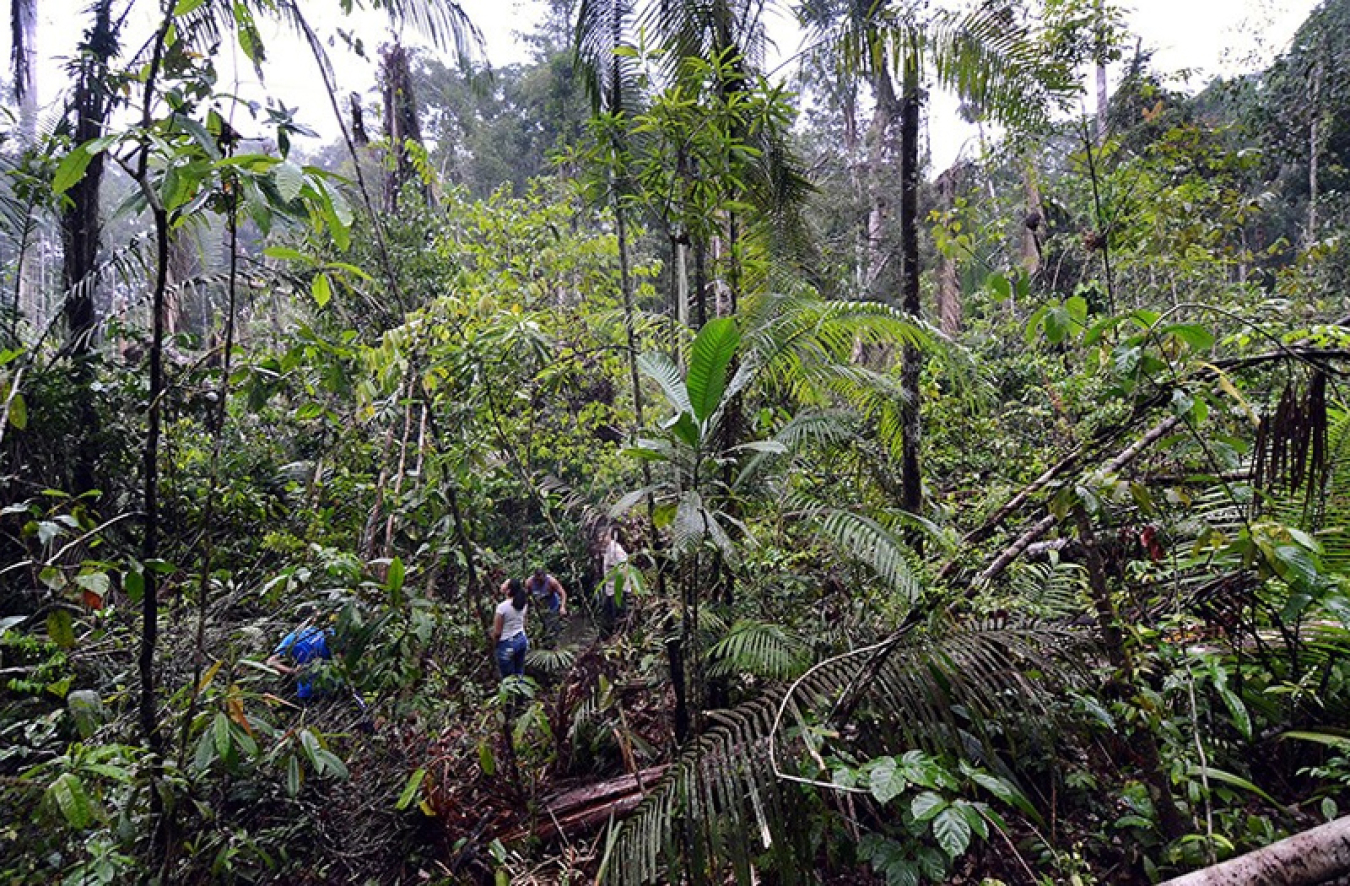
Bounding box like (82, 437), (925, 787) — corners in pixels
(1159, 815), (1350, 886)
(935, 165), (961, 337)
(1307, 54), (1322, 245)
(61, 0), (119, 495)
(865, 65), (901, 302)
(898, 62), (923, 545)
(380, 40), (428, 210)
(1094, 0), (1109, 143)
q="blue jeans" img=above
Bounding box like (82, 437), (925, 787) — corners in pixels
(496, 633), (528, 678)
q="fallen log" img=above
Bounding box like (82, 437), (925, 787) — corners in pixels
(499, 764), (671, 843)
(1159, 815), (1350, 885)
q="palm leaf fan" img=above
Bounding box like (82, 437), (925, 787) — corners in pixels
(599, 621), (1095, 885)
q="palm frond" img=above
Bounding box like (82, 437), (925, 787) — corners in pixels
(527, 645), (578, 677)
(1004, 560), (1090, 619)
(601, 623), (1096, 885)
(707, 619), (811, 681)
(637, 350), (693, 419)
(574, 0), (640, 114)
(800, 499), (923, 601)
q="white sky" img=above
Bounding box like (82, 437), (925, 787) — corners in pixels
(5, 0), (1322, 168)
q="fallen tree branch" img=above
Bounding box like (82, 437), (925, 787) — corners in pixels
(1158, 814), (1350, 885)
(962, 414), (1184, 588)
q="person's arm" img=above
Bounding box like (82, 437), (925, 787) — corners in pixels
(267, 634), (296, 675)
(265, 653), (296, 676)
(491, 611), (504, 643)
(550, 576), (568, 615)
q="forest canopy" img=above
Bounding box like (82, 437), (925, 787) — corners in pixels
(4, 0), (1350, 884)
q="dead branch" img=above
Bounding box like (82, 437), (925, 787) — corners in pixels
(1158, 814), (1350, 885)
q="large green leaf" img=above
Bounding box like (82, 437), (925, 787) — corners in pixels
(47, 772), (94, 829)
(686, 318), (739, 424)
(931, 806), (971, 858)
(52, 145), (94, 196)
(637, 351), (692, 419)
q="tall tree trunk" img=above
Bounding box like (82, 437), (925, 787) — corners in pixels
(61, 0), (118, 496)
(898, 62), (923, 543)
(1094, 0), (1109, 143)
(1307, 54), (1322, 245)
(865, 67), (901, 302)
(13, 0), (40, 331)
(935, 164), (961, 337)
(380, 40), (428, 210)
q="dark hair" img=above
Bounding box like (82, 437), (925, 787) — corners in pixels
(508, 578), (528, 611)
(532, 565), (546, 578)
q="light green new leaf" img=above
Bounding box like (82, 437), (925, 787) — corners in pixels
(263, 246), (310, 262)
(311, 274), (333, 308)
(396, 768), (427, 810)
(8, 393), (26, 430)
(386, 557), (405, 594)
(46, 609), (74, 649)
(687, 318), (739, 423)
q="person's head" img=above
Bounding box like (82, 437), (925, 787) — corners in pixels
(508, 578), (528, 610)
(532, 566), (546, 581)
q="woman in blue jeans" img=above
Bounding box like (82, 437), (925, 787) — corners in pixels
(492, 579), (530, 678)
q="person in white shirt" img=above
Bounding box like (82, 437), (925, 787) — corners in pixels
(491, 579), (530, 678)
(601, 529), (630, 634)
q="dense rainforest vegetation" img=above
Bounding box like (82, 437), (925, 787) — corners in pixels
(4, 0), (1350, 882)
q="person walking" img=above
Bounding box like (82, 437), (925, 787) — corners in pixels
(492, 579), (530, 679)
(601, 529), (630, 635)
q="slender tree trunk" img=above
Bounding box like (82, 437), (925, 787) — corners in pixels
(693, 238), (708, 329)
(674, 237), (689, 337)
(865, 67), (900, 302)
(1307, 55), (1322, 245)
(935, 165), (961, 337)
(898, 63), (923, 542)
(61, 0), (119, 496)
(1094, 0), (1109, 143)
(14, 0), (40, 330)
(140, 202), (169, 840)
